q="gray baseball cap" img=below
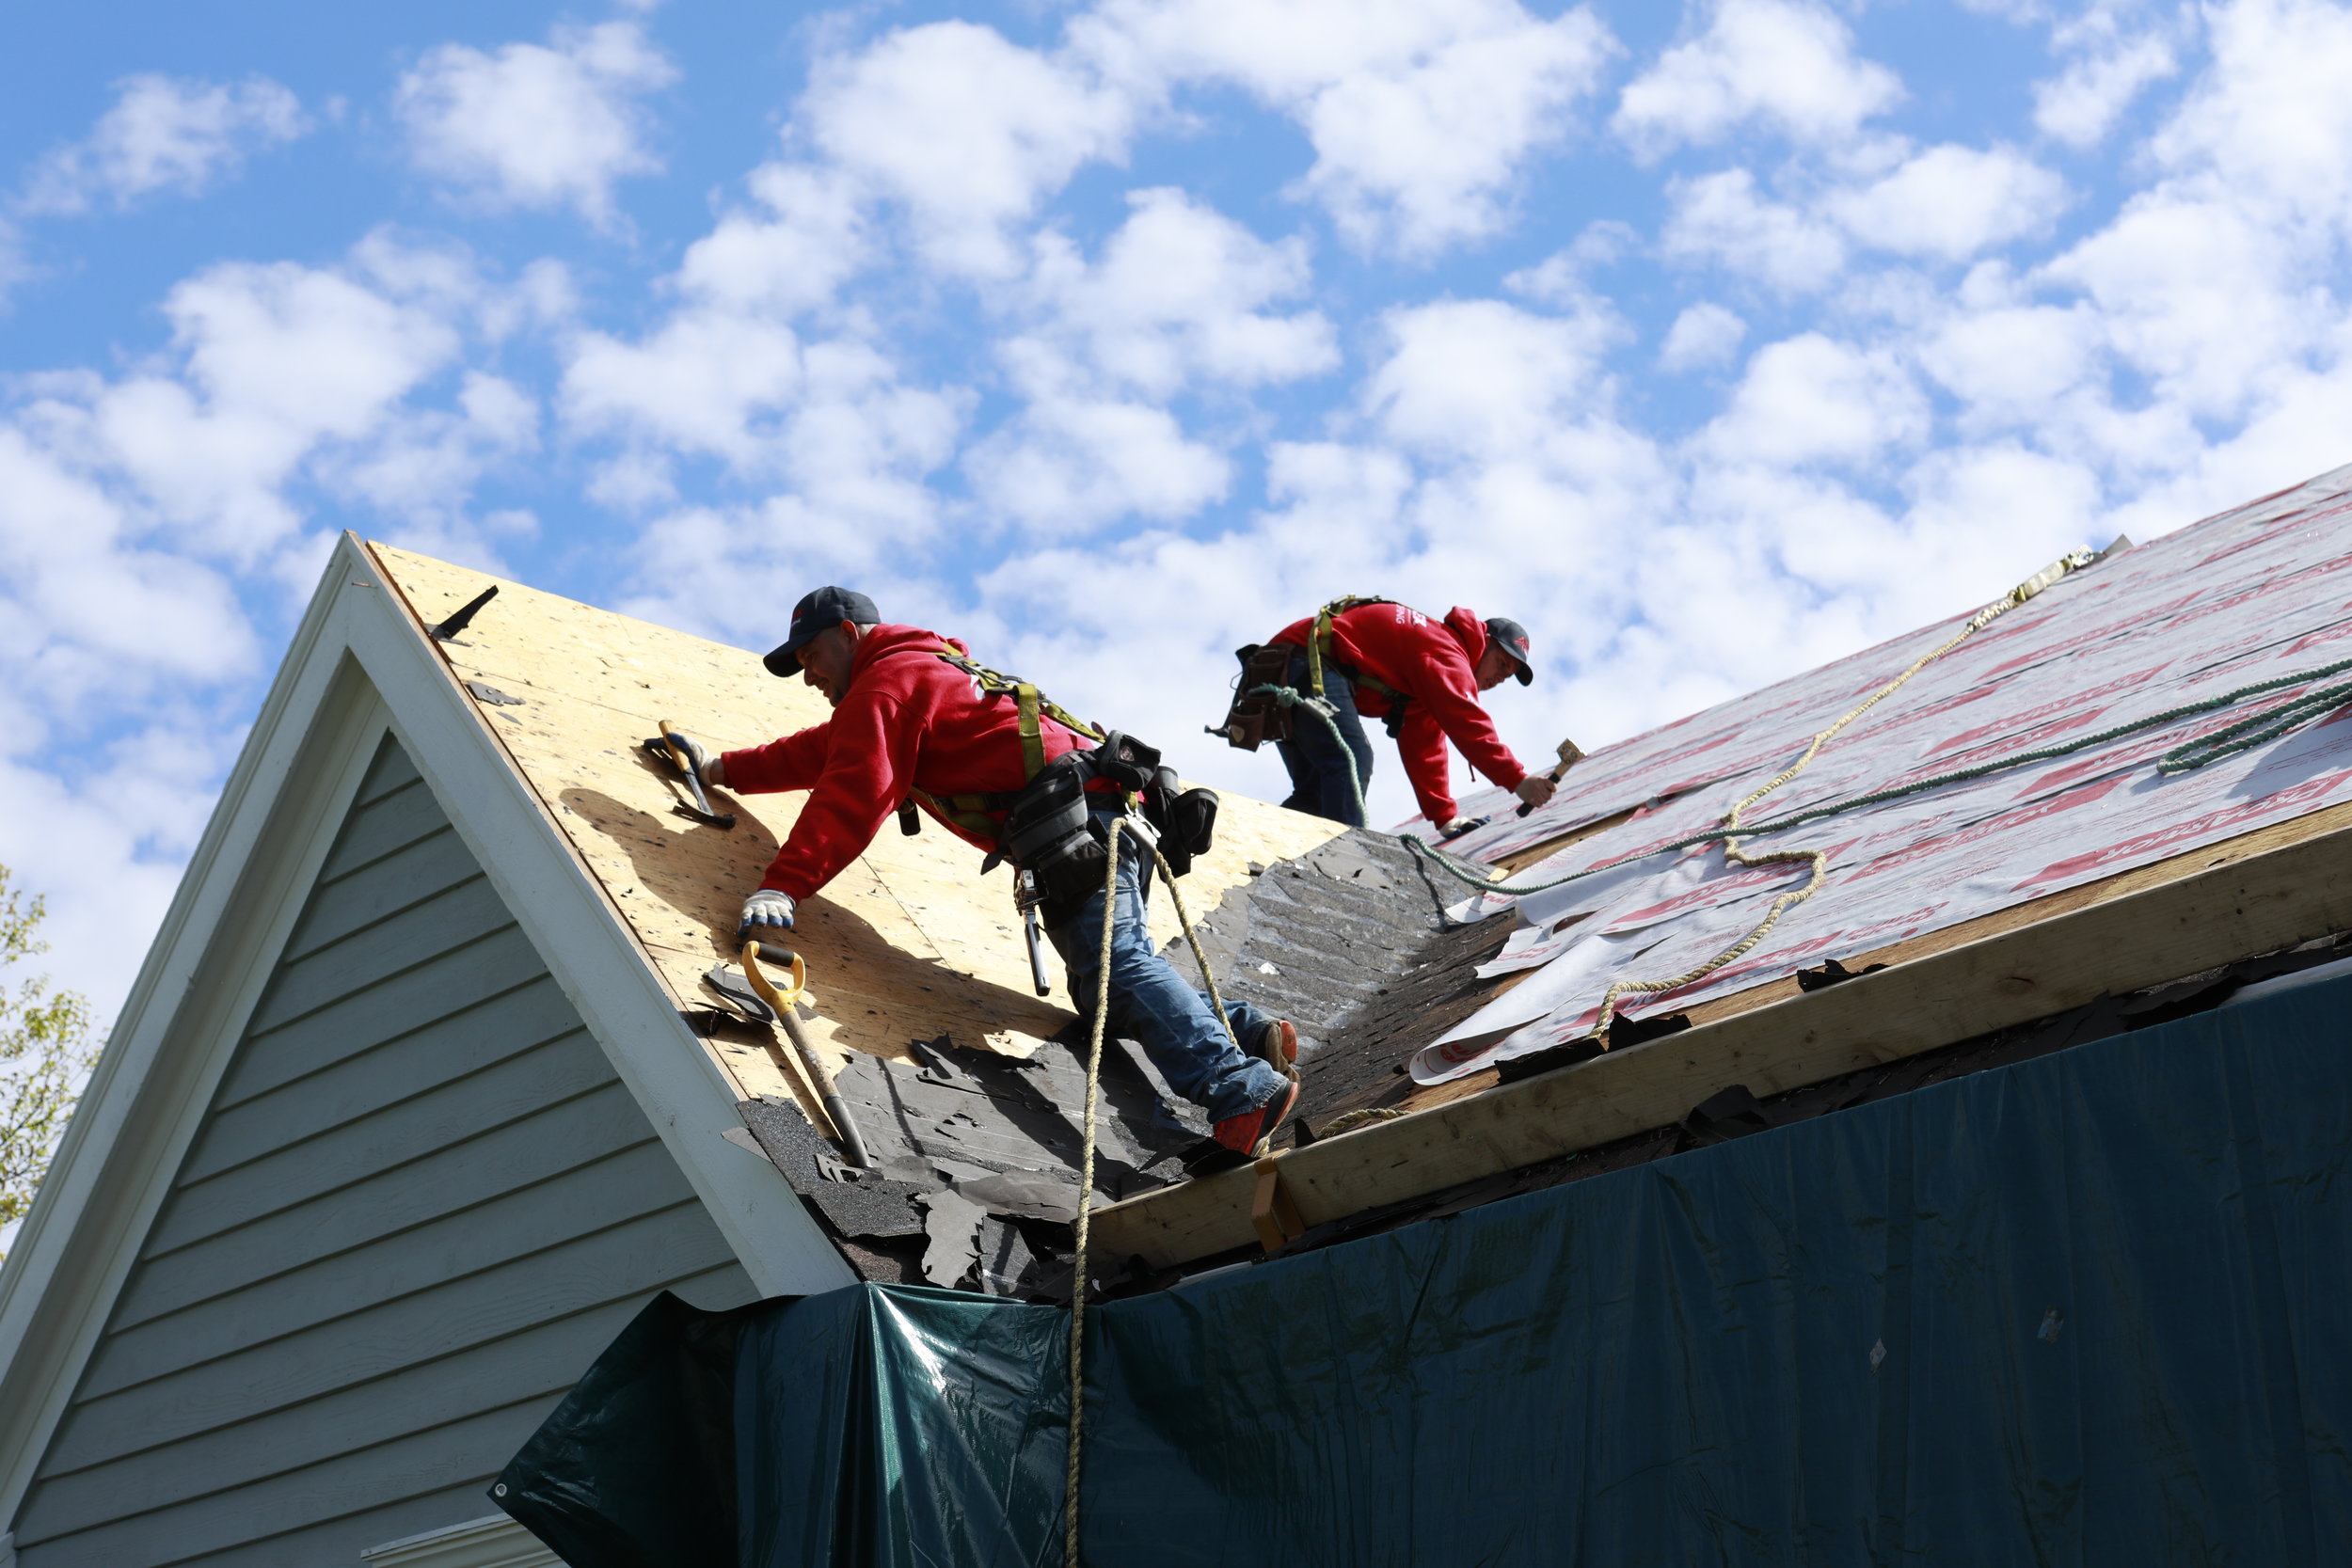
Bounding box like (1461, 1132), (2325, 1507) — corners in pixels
(764, 586), (881, 676)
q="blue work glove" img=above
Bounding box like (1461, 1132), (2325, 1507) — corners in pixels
(664, 729), (718, 783)
(737, 890), (796, 949)
(1438, 815), (1491, 841)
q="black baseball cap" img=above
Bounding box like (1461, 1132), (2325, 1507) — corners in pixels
(764, 586), (881, 676)
(1485, 617), (1534, 685)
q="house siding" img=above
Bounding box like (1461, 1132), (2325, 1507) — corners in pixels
(9, 736), (758, 1568)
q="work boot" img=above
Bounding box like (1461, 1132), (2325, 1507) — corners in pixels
(1213, 1078), (1299, 1155)
(1254, 1018), (1298, 1072)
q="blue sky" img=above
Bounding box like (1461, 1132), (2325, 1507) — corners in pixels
(5, 0), (2351, 1021)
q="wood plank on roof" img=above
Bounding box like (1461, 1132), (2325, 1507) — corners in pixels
(1092, 808), (2352, 1268)
(1391, 790), (2352, 1118)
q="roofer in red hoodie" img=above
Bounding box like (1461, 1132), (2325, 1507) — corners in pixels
(664, 587), (1301, 1155)
(1263, 598), (1555, 836)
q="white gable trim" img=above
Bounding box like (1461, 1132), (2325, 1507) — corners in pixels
(361, 1513), (556, 1568)
(0, 537), (847, 1532)
(342, 542), (850, 1299)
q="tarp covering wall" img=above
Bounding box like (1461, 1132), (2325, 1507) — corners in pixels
(499, 973), (2352, 1566)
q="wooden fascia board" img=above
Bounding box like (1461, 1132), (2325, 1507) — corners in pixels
(343, 541), (852, 1300)
(0, 546), (390, 1528)
(1093, 814), (2352, 1270)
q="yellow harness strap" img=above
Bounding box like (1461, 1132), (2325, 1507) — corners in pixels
(1309, 595), (1401, 701)
(904, 643), (1104, 839)
(1014, 683), (1046, 780)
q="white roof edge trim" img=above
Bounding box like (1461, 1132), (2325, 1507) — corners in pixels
(0, 538), (391, 1528)
(0, 538), (847, 1532)
(343, 539), (850, 1300)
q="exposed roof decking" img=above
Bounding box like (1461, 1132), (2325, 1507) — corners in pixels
(367, 545), (1344, 1122)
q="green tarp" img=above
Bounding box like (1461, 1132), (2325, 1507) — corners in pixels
(498, 972), (2352, 1565)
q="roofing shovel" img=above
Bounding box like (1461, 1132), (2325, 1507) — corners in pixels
(737, 942), (872, 1169)
(643, 719), (737, 829)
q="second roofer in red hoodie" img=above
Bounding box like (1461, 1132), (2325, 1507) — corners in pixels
(1263, 598), (1556, 835)
(666, 586), (1301, 1156)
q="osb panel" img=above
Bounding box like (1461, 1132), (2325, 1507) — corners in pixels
(367, 545), (1344, 1109)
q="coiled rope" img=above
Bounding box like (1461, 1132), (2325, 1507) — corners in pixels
(1065, 813), (1251, 1567)
(1346, 558), (2352, 1044)
(1261, 547), (2298, 1045)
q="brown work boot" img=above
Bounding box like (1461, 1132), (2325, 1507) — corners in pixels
(1213, 1078), (1299, 1154)
(1254, 1018), (1298, 1072)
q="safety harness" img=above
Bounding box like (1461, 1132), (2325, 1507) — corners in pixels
(903, 643), (1105, 838)
(1305, 594), (1416, 739)
(1303, 594), (1402, 704)
(1213, 594), (1417, 752)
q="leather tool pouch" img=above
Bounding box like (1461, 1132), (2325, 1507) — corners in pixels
(1004, 753), (1104, 909)
(1152, 785), (1218, 878)
(1211, 644), (1297, 751)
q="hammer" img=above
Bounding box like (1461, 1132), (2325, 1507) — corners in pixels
(1516, 736), (1585, 817)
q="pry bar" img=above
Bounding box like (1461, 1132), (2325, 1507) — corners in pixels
(644, 717), (738, 829)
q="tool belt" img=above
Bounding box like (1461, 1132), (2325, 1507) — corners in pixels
(1214, 596), (1423, 752)
(1002, 731), (1221, 916)
(1211, 641), (1414, 751)
(1210, 643), (1299, 751)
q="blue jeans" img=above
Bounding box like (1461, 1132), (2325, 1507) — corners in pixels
(1045, 815), (1288, 1123)
(1276, 652), (1375, 828)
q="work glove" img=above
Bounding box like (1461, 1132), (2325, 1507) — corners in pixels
(1437, 815), (1491, 841)
(663, 729), (720, 784)
(737, 890), (796, 949)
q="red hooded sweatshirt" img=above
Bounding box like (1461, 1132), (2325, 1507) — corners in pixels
(720, 625), (1100, 899)
(1269, 602), (1528, 825)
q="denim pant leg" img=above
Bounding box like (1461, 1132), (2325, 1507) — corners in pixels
(1276, 652), (1375, 827)
(1049, 830), (1286, 1122)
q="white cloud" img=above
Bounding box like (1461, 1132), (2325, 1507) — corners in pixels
(674, 165), (868, 317)
(1282, 8), (1613, 252)
(804, 22), (1133, 277)
(1077, 0), (1615, 254)
(22, 74), (306, 215)
(1366, 296), (1626, 458)
(1700, 333), (1928, 467)
(565, 312), (805, 465)
(1830, 144), (2068, 260)
(1030, 188), (1337, 397)
(2034, 34), (2179, 147)
(1917, 299), (2103, 430)
(1660, 302), (1747, 371)
(1614, 0), (1903, 159)
(1662, 168), (1847, 293)
(1906, 0), (2352, 497)
(964, 374), (1231, 534)
(397, 21), (675, 226)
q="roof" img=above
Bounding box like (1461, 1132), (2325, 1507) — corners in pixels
(1094, 459), (2352, 1267)
(1425, 460), (2352, 1073)
(15, 455), (2352, 1380)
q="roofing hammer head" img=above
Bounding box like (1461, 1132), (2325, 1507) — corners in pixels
(1549, 737), (1584, 779)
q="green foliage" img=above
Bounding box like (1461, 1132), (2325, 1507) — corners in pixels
(1, 866), (98, 1259)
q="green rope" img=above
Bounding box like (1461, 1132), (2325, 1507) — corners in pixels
(1377, 652), (2352, 899)
(1251, 684), (1375, 826)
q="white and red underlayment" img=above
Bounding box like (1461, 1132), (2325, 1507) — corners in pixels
(1413, 461), (2352, 1085)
